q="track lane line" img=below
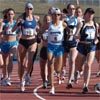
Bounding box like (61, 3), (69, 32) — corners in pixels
(33, 84), (46, 100)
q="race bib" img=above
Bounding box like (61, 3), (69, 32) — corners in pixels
(6, 28), (16, 35)
(49, 32), (63, 42)
(52, 34), (59, 41)
(85, 29), (95, 39)
(23, 28), (35, 36)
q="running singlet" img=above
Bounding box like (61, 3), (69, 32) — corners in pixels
(21, 18), (37, 36)
(48, 21), (64, 45)
(80, 24), (96, 41)
(3, 20), (17, 36)
(65, 16), (78, 41)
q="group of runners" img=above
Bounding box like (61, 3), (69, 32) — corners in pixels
(0, 2), (100, 94)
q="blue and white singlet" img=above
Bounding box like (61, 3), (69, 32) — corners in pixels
(48, 21), (64, 45)
(80, 24), (96, 41)
(3, 20), (17, 35)
(65, 16), (78, 41)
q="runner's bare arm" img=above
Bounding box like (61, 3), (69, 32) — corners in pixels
(74, 21), (83, 39)
(62, 20), (67, 29)
(94, 23), (99, 44)
(12, 17), (22, 32)
(0, 22), (4, 34)
(39, 22), (49, 36)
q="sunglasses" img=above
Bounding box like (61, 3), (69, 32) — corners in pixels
(55, 14), (61, 16)
(70, 8), (75, 10)
(8, 13), (14, 15)
(27, 8), (33, 10)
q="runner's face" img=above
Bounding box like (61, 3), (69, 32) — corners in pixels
(7, 10), (15, 19)
(68, 5), (75, 15)
(25, 7), (33, 14)
(76, 8), (83, 17)
(85, 12), (94, 20)
(52, 13), (61, 21)
(45, 16), (51, 23)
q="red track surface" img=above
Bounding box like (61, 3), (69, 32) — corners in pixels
(0, 61), (100, 100)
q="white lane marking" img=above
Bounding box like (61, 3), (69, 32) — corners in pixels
(33, 81), (58, 100)
(33, 85), (46, 100)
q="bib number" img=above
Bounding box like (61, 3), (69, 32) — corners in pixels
(51, 34), (62, 42)
(23, 28), (35, 36)
(54, 35), (58, 41)
(26, 30), (32, 35)
(6, 28), (15, 35)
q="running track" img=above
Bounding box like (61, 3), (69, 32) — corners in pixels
(0, 61), (100, 100)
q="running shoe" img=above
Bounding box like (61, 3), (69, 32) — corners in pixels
(42, 80), (48, 89)
(1, 78), (11, 86)
(60, 70), (66, 83)
(47, 81), (51, 86)
(82, 86), (88, 94)
(66, 83), (73, 89)
(49, 87), (55, 94)
(20, 81), (25, 92)
(71, 77), (75, 82)
(57, 76), (61, 84)
(6, 78), (11, 86)
(80, 71), (83, 76)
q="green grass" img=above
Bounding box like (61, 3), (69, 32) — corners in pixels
(0, 1), (100, 22)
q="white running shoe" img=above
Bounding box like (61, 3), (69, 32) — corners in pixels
(20, 81), (25, 92)
(80, 71), (83, 76)
(49, 87), (55, 94)
(57, 77), (61, 84)
(1, 78), (11, 86)
(71, 77), (75, 82)
(6, 78), (11, 86)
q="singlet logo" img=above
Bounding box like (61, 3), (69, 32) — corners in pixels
(28, 22), (32, 25)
